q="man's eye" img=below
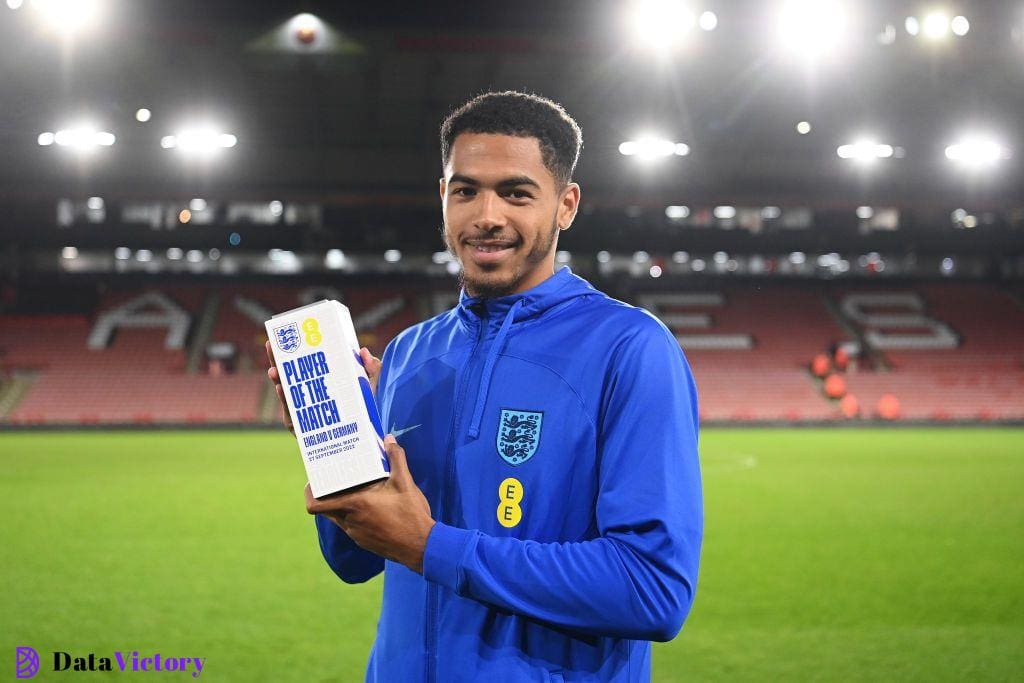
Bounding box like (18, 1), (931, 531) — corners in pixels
(452, 187), (475, 197)
(507, 190), (532, 200)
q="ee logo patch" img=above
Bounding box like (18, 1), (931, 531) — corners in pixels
(302, 317), (323, 346)
(496, 477), (524, 528)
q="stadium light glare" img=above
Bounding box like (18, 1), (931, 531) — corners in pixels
(713, 250), (729, 264)
(627, 0), (697, 51)
(114, 247), (131, 260)
(268, 200), (284, 217)
(597, 250), (612, 263)
(86, 196), (103, 210)
(941, 257), (955, 273)
(186, 250), (203, 263)
(633, 250), (651, 263)
(762, 206), (782, 219)
(619, 136), (689, 160)
(950, 15), (969, 36)
(665, 205), (690, 219)
(161, 128), (237, 156)
(922, 12), (950, 40)
(691, 258), (706, 272)
(776, 0), (850, 60)
(789, 251), (806, 265)
(796, 121), (812, 135)
(713, 205), (736, 219)
(167, 248), (183, 261)
(208, 248), (221, 261)
(189, 198), (207, 212)
(856, 206), (873, 219)
(556, 251), (572, 264)
(698, 11), (717, 31)
(877, 23), (897, 45)
(384, 249), (402, 263)
(31, 0), (102, 34)
(672, 250), (689, 263)
(837, 140), (895, 162)
(649, 265), (663, 278)
(135, 249), (153, 263)
(944, 137), (1010, 168)
(7, 0), (25, 10)
(61, 246), (78, 259)
(135, 108), (151, 122)
(43, 126), (115, 150)
(905, 16), (919, 36)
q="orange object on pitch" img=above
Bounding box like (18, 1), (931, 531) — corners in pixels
(824, 373), (847, 399)
(834, 347), (850, 371)
(840, 394), (859, 418)
(811, 353), (831, 377)
(877, 393), (901, 420)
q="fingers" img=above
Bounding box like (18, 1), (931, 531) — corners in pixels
(383, 434), (410, 489)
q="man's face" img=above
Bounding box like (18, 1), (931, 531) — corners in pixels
(440, 133), (580, 298)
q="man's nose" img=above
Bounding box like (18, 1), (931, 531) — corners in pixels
(473, 191), (506, 230)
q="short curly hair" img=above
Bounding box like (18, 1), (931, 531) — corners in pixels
(440, 91), (583, 187)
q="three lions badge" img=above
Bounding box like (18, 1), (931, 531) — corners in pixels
(497, 409), (543, 466)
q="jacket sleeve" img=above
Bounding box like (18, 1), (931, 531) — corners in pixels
(421, 316), (703, 641)
(313, 337), (401, 584)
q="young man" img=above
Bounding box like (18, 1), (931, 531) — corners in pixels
(266, 91), (702, 682)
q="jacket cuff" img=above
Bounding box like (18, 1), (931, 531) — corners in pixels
(422, 522), (475, 592)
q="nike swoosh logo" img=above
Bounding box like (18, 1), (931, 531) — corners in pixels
(390, 423), (422, 438)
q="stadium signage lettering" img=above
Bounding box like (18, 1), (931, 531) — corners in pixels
(280, 350), (343, 434)
(51, 650), (206, 677)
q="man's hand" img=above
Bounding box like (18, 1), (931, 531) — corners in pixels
(264, 340), (382, 434)
(305, 435), (435, 574)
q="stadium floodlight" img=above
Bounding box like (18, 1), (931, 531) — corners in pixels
(922, 12), (950, 40)
(633, 250), (651, 263)
(950, 16), (969, 36)
(789, 251), (806, 265)
(160, 128), (237, 156)
(288, 12), (323, 46)
(905, 16), (920, 36)
(761, 206), (782, 219)
(268, 200), (284, 217)
(384, 249), (402, 263)
(597, 250), (612, 263)
(627, 0), (697, 52)
(30, 0), (102, 35)
(877, 23), (897, 45)
(690, 258), (706, 271)
(698, 11), (717, 31)
(856, 206), (873, 219)
(619, 136), (689, 160)
(186, 250), (203, 263)
(135, 108), (151, 122)
(944, 137), (1010, 168)
(86, 196), (103, 210)
(167, 248), (183, 261)
(776, 0), (850, 60)
(114, 247), (131, 260)
(556, 251), (572, 264)
(61, 246), (78, 259)
(208, 248), (221, 261)
(837, 140), (895, 162)
(796, 121), (812, 135)
(41, 126), (115, 150)
(189, 198), (207, 212)
(665, 205), (690, 219)
(135, 249), (153, 263)
(672, 250), (689, 263)
(713, 205), (736, 219)
(8, 0), (25, 10)
(649, 265), (663, 278)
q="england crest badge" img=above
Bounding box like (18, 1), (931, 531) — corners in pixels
(274, 322), (301, 353)
(497, 409), (543, 466)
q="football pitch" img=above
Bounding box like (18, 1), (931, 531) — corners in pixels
(2, 429), (1022, 681)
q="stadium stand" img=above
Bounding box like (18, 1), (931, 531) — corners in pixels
(1, 280), (1021, 425)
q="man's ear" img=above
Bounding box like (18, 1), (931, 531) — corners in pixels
(438, 177), (447, 201)
(557, 182), (581, 231)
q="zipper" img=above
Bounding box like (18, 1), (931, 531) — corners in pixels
(425, 310), (488, 683)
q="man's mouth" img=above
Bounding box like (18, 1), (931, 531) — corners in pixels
(464, 239), (518, 263)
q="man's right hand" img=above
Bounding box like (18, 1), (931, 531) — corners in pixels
(264, 340), (383, 435)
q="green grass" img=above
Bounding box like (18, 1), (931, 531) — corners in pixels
(1, 429), (1022, 681)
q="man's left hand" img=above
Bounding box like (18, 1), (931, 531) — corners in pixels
(305, 434), (435, 574)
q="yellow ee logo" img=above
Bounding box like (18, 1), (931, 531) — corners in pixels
(497, 477), (524, 528)
(301, 318), (323, 347)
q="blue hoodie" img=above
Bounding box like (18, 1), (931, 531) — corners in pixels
(315, 266), (702, 682)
